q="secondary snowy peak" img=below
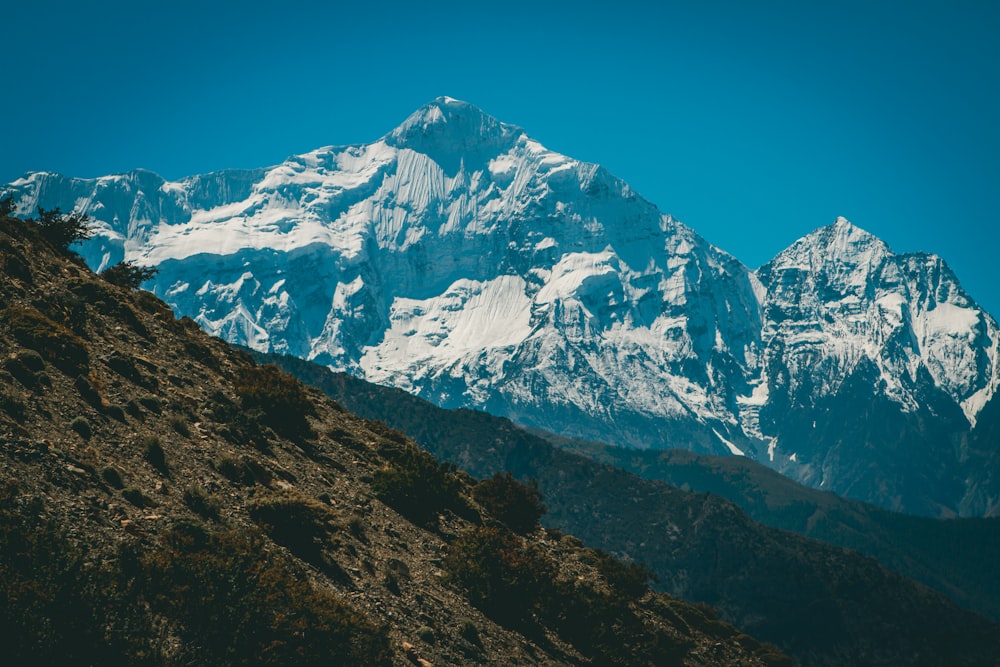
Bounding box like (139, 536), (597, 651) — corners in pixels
(757, 217), (999, 423)
(762, 217), (890, 294)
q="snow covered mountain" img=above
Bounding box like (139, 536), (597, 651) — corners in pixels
(4, 97), (998, 515)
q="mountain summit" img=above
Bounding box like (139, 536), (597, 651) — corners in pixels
(4, 98), (998, 515)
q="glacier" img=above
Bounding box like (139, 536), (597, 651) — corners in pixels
(4, 96), (998, 515)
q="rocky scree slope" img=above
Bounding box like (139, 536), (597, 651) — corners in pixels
(0, 214), (785, 666)
(4, 97), (998, 516)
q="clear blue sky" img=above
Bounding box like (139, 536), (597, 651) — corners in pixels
(5, 0), (998, 315)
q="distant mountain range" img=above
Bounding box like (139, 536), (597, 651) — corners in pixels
(5, 96), (998, 516)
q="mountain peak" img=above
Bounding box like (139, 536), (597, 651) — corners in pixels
(768, 217), (890, 271)
(385, 97), (523, 174)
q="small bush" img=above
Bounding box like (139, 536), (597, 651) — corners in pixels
(142, 436), (168, 474)
(31, 207), (93, 252)
(69, 416), (92, 440)
(444, 525), (555, 627)
(15, 349), (44, 372)
(137, 394), (161, 413)
(100, 466), (124, 489)
(4, 355), (41, 390)
(3, 306), (89, 375)
(248, 490), (333, 566)
(348, 516), (365, 540)
(169, 415), (191, 437)
(383, 570), (400, 595)
(0, 392), (27, 421)
(416, 625), (436, 644)
(214, 455), (256, 486)
(74, 374), (102, 407)
(183, 485), (221, 521)
(234, 365), (315, 439)
(121, 487), (149, 507)
(472, 472), (546, 534)
(100, 261), (158, 289)
(371, 441), (463, 527)
(103, 404), (126, 421)
(591, 549), (656, 601)
(459, 619), (481, 646)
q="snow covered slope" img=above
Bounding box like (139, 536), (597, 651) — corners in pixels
(4, 97), (998, 515)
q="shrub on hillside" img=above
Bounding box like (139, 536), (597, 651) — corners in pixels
(142, 436), (168, 474)
(99, 261), (158, 289)
(140, 522), (392, 665)
(3, 306), (89, 375)
(30, 207), (93, 253)
(0, 483), (392, 666)
(0, 392), (26, 421)
(0, 481), (132, 663)
(444, 525), (555, 627)
(590, 549), (656, 601)
(248, 489), (333, 566)
(234, 365), (315, 439)
(472, 472), (546, 534)
(183, 485), (221, 521)
(69, 416), (92, 440)
(371, 441), (463, 526)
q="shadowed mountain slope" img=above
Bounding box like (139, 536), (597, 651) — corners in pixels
(255, 351), (1000, 667)
(0, 213), (786, 666)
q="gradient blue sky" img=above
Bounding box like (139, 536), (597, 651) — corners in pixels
(4, 1), (999, 315)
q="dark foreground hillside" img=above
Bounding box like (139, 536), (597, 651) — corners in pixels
(261, 353), (1000, 667)
(0, 213), (785, 666)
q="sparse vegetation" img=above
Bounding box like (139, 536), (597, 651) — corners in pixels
(169, 415), (191, 437)
(142, 435), (168, 474)
(214, 454), (256, 486)
(371, 439), (463, 526)
(0, 391), (27, 421)
(69, 416), (92, 440)
(445, 525), (554, 627)
(589, 549), (656, 601)
(183, 485), (221, 521)
(100, 466), (124, 489)
(139, 521), (392, 666)
(137, 394), (161, 413)
(121, 486), (150, 507)
(3, 306), (89, 375)
(234, 364), (315, 439)
(472, 471), (546, 534)
(248, 489), (334, 566)
(0, 483), (392, 666)
(99, 260), (158, 289)
(416, 625), (436, 644)
(30, 207), (93, 253)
